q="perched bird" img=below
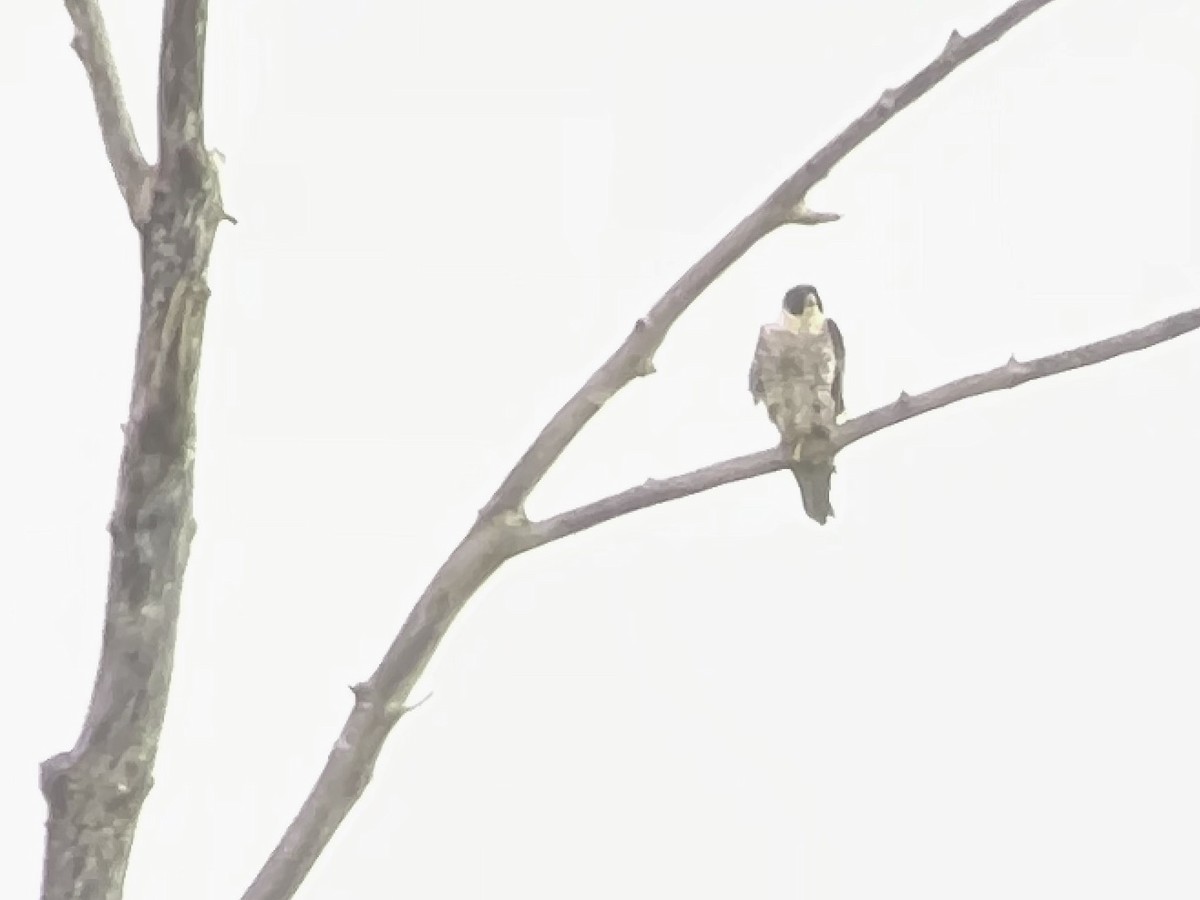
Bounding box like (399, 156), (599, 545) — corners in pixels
(749, 284), (846, 524)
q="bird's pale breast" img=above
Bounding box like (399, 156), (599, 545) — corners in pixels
(755, 326), (838, 443)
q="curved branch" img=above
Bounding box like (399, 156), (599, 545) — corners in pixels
(239, 4), (1059, 899)
(64, 0), (153, 223)
(770, 1), (1055, 220)
(477, 0), (1059, 522)
(525, 305), (1200, 548)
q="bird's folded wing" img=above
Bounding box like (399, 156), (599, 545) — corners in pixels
(827, 317), (846, 417)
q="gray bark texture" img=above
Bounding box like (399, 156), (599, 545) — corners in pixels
(40, 2), (225, 899)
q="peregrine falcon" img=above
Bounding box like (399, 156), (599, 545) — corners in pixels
(749, 284), (846, 524)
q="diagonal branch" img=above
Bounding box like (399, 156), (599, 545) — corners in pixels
(64, 0), (154, 224)
(239, 3), (1059, 899)
(477, 0), (1058, 523)
(41, 1), (225, 899)
(524, 305), (1200, 547)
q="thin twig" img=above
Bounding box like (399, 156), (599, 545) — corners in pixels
(239, 3), (1060, 899)
(525, 305), (1200, 547)
(63, 0), (153, 223)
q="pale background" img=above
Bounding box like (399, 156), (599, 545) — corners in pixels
(4, 0), (1200, 897)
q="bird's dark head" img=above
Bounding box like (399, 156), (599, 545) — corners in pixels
(782, 285), (822, 316)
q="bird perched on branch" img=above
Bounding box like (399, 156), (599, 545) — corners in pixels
(749, 284), (846, 524)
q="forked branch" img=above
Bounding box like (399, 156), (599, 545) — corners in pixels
(64, 0), (154, 223)
(477, 0), (1059, 523)
(41, 1), (225, 899)
(240, 3), (1062, 899)
(525, 305), (1200, 547)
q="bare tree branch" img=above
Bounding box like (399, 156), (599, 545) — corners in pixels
(240, 3), (1060, 898)
(477, 0), (1057, 524)
(40, 1), (226, 898)
(525, 305), (1200, 547)
(155, 0), (208, 185)
(63, 0), (154, 224)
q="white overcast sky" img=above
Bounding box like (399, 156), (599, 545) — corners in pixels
(4, 0), (1200, 898)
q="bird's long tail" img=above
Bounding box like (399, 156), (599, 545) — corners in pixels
(792, 461), (835, 525)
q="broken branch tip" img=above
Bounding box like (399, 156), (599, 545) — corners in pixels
(944, 29), (966, 54)
(783, 202), (843, 226)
